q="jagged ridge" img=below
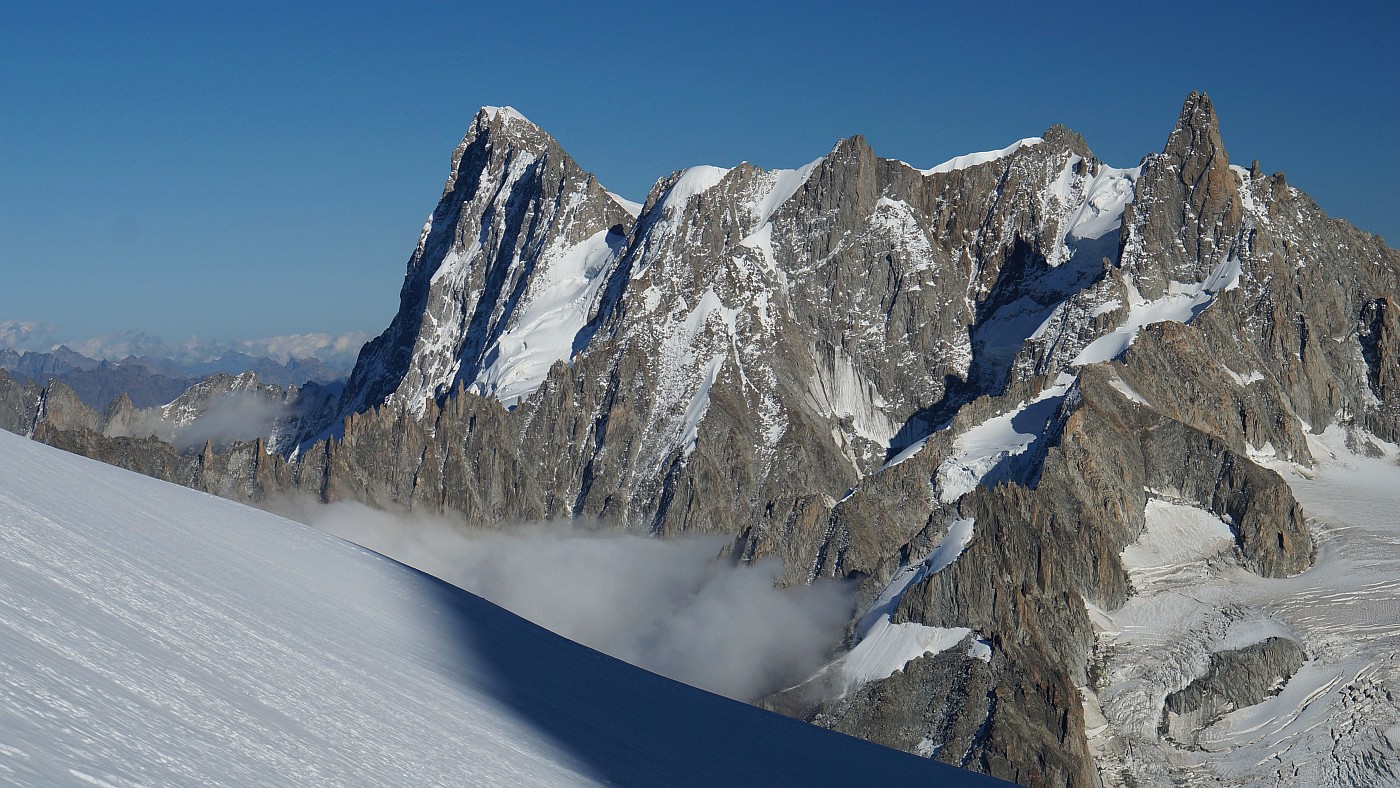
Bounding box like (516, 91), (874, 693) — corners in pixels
(7, 93), (1399, 788)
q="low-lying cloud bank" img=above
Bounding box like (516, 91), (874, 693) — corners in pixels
(0, 324), (367, 370)
(105, 391), (291, 452)
(270, 498), (853, 702)
(0, 320), (57, 351)
(66, 329), (368, 368)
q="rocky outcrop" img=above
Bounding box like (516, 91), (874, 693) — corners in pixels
(1160, 637), (1306, 745)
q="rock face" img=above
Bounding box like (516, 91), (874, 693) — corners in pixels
(0, 369), (41, 435)
(9, 94), (1399, 787)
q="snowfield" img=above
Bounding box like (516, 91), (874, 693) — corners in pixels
(0, 430), (1002, 787)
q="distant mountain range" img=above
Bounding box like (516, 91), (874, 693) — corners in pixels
(0, 344), (348, 409)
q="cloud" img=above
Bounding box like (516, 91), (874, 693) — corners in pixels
(0, 320), (58, 351)
(106, 390), (291, 452)
(171, 393), (290, 452)
(65, 330), (205, 363)
(62, 329), (368, 369)
(233, 332), (369, 367)
(269, 498), (854, 702)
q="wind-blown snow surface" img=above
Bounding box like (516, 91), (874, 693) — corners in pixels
(1084, 428), (1400, 786)
(0, 431), (1004, 787)
(916, 137), (1044, 175)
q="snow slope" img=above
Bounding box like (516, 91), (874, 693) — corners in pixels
(917, 137), (1044, 175)
(0, 430), (1004, 787)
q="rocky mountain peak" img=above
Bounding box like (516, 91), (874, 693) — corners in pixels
(1040, 124), (1094, 160)
(1118, 91), (1243, 298)
(28, 94), (1392, 786)
(1166, 91), (1222, 152)
(466, 105), (560, 153)
(301, 103), (633, 444)
(1162, 91), (1234, 201)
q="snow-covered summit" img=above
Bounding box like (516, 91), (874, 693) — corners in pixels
(479, 105), (530, 124)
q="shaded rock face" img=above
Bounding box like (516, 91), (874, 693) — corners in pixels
(0, 369), (41, 435)
(11, 94), (1399, 787)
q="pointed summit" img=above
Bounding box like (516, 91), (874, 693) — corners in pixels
(1166, 92), (1223, 148)
(299, 105), (634, 443)
(1040, 124), (1094, 160)
(456, 105), (557, 159)
(468, 106), (553, 144)
(1163, 92), (1233, 196)
(1118, 91), (1244, 296)
(478, 105), (530, 124)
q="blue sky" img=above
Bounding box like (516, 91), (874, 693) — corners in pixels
(2, 1), (1396, 359)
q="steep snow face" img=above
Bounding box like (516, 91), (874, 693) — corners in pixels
(0, 429), (1002, 787)
(1045, 159), (1140, 267)
(818, 518), (983, 695)
(917, 137), (1044, 175)
(467, 228), (628, 405)
(606, 191), (643, 217)
(935, 377), (1074, 503)
(1073, 255), (1241, 366)
(658, 165), (731, 212)
(1084, 429), (1400, 786)
(749, 156), (825, 227)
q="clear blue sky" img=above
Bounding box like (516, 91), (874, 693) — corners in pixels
(2, 1), (1396, 354)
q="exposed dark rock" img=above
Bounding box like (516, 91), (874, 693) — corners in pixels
(1160, 637), (1306, 745)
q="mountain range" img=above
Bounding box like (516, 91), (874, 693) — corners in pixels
(0, 345), (348, 409)
(3, 92), (1398, 786)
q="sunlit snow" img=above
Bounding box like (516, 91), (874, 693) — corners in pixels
(1073, 256), (1241, 366)
(1085, 428), (1400, 785)
(917, 138), (1044, 175)
(0, 430), (1002, 787)
(469, 228), (627, 404)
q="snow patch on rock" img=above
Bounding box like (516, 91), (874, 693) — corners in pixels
(470, 228), (627, 404)
(1073, 256), (1242, 366)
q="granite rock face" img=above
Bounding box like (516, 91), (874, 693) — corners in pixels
(10, 94), (1399, 787)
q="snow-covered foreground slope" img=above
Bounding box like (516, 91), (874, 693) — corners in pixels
(0, 430), (1002, 787)
(1084, 428), (1400, 786)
